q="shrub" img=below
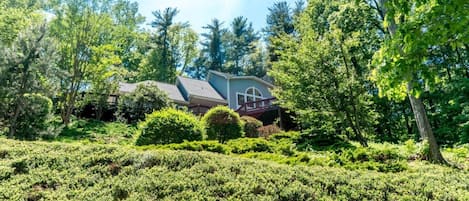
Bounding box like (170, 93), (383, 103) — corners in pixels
(14, 93), (53, 140)
(240, 116), (263, 138)
(330, 146), (407, 172)
(257, 124), (282, 138)
(227, 138), (273, 154)
(116, 83), (172, 123)
(296, 131), (352, 151)
(202, 106), (243, 143)
(135, 108), (203, 146)
(155, 141), (231, 154)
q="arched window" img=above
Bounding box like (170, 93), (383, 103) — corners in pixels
(237, 87), (264, 109)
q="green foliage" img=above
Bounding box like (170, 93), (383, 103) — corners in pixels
(296, 131), (353, 151)
(224, 16), (259, 75)
(269, 0), (379, 146)
(330, 146), (407, 173)
(202, 106), (244, 143)
(227, 138), (273, 154)
(240, 116), (263, 138)
(1, 138), (468, 200)
(135, 108), (203, 146)
(57, 119), (136, 145)
(0, 23), (59, 138)
(144, 140), (231, 154)
(200, 19), (227, 72)
(139, 7), (199, 82)
(117, 83), (172, 123)
(13, 93), (54, 140)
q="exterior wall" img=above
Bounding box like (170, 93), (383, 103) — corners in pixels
(228, 79), (273, 110)
(207, 73), (228, 99)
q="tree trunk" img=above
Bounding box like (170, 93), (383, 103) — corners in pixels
(407, 83), (446, 164)
(376, 0), (446, 164)
(8, 101), (22, 139)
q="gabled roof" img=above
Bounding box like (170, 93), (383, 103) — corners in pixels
(208, 70), (275, 88)
(118, 81), (188, 104)
(176, 76), (226, 103)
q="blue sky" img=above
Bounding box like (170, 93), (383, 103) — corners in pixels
(134, 0), (298, 34)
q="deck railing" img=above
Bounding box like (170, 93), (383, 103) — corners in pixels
(235, 97), (277, 115)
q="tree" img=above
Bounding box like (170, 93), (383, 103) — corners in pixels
(116, 84), (172, 124)
(50, 0), (141, 124)
(201, 19), (227, 73)
(264, 1), (295, 67)
(270, 0), (381, 147)
(225, 16), (258, 75)
(244, 41), (268, 77)
(168, 22), (199, 76)
(0, 24), (59, 138)
(0, 0), (43, 45)
(85, 44), (123, 120)
(139, 8), (198, 82)
(371, 0), (467, 163)
(147, 7), (179, 82)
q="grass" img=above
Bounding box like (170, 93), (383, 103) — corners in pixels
(0, 138), (468, 200)
(53, 119), (136, 145)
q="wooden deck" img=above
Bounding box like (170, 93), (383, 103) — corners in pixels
(235, 97), (278, 118)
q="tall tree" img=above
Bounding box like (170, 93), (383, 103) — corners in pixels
(264, 1), (295, 67)
(225, 16), (258, 75)
(168, 22), (199, 76)
(49, 0), (121, 124)
(201, 19), (227, 73)
(371, 0), (468, 163)
(147, 7), (179, 82)
(270, 0), (381, 146)
(0, 24), (59, 138)
(140, 8), (198, 82)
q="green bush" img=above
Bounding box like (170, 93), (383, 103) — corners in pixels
(116, 84), (172, 123)
(330, 146), (407, 172)
(152, 141), (231, 154)
(227, 138), (273, 154)
(202, 106), (243, 143)
(14, 93), (54, 140)
(0, 138), (468, 200)
(135, 108), (203, 146)
(240, 116), (263, 138)
(296, 131), (352, 151)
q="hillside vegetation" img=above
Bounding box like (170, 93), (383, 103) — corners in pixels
(0, 138), (468, 201)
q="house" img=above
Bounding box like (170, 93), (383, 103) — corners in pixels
(118, 70), (278, 118)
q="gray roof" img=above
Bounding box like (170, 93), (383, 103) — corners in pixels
(208, 70), (275, 88)
(177, 76), (226, 103)
(118, 81), (187, 104)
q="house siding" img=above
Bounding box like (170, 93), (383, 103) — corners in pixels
(207, 73), (228, 99)
(228, 79), (273, 110)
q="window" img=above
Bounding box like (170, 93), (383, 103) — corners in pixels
(236, 87), (264, 109)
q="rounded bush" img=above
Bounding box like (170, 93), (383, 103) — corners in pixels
(16, 93), (53, 140)
(135, 108), (203, 146)
(202, 106), (244, 143)
(240, 116), (263, 138)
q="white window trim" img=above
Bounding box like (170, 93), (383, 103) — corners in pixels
(236, 87), (264, 109)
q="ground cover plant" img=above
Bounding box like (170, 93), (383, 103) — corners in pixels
(0, 138), (468, 201)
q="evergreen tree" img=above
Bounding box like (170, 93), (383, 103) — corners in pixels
(0, 24), (59, 138)
(225, 16), (258, 75)
(201, 19), (227, 73)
